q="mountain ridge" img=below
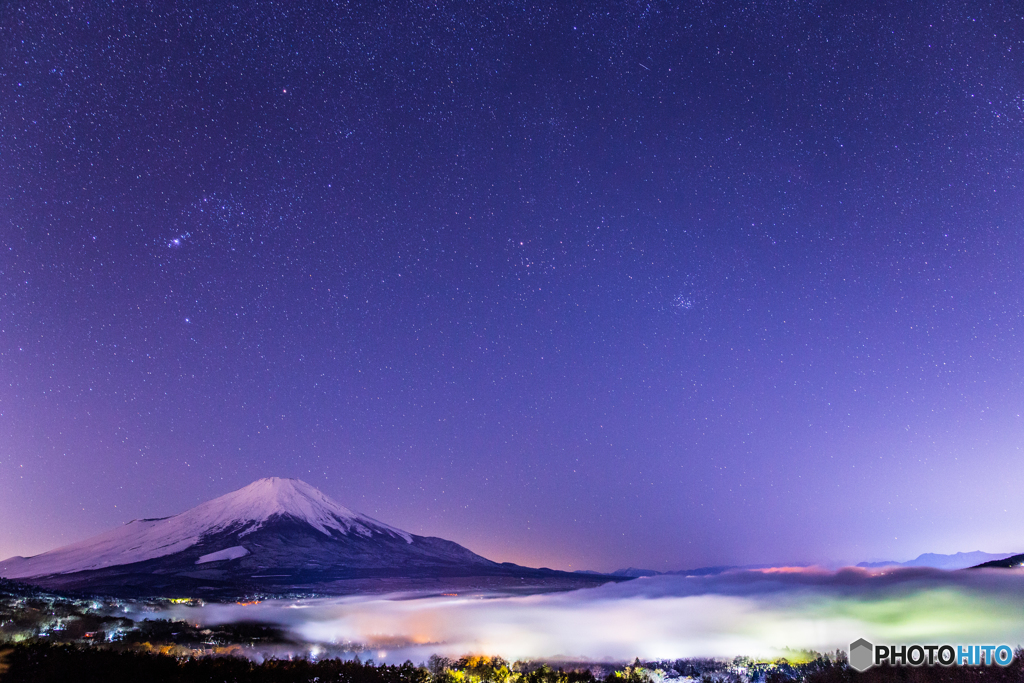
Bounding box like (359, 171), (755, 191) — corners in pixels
(0, 478), (414, 579)
(857, 551), (1017, 570)
(0, 478), (623, 598)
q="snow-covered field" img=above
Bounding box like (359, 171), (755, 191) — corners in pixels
(150, 567), (1024, 663)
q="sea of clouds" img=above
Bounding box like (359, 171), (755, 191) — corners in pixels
(154, 567), (1024, 663)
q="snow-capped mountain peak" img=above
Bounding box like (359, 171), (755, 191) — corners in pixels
(0, 478), (411, 579)
(188, 477), (411, 541)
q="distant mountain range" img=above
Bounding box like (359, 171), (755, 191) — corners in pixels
(0, 478), (622, 598)
(856, 551), (1018, 570)
(605, 551), (1023, 578)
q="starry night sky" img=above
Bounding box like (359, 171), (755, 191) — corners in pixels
(1, 1), (1023, 572)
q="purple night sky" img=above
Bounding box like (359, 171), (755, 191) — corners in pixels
(1, 1), (1022, 573)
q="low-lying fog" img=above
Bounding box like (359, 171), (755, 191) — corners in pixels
(151, 568), (1024, 663)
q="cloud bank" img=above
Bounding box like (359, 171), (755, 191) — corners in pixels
(158, 568), (1024, 662)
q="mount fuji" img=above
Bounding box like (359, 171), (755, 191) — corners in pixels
(0, 478), (616, 598)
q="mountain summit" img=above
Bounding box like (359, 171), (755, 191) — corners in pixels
(0, 478), (414, 579)
(0, 478), (614, 597)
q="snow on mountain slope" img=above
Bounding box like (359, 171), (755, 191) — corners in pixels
(196, 546), (249, 564)
(0, 478), (412, 579)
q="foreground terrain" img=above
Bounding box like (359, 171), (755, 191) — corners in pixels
(3, 643), (1024, 683)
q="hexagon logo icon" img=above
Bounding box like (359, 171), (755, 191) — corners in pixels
(849, 638), (874, 672)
